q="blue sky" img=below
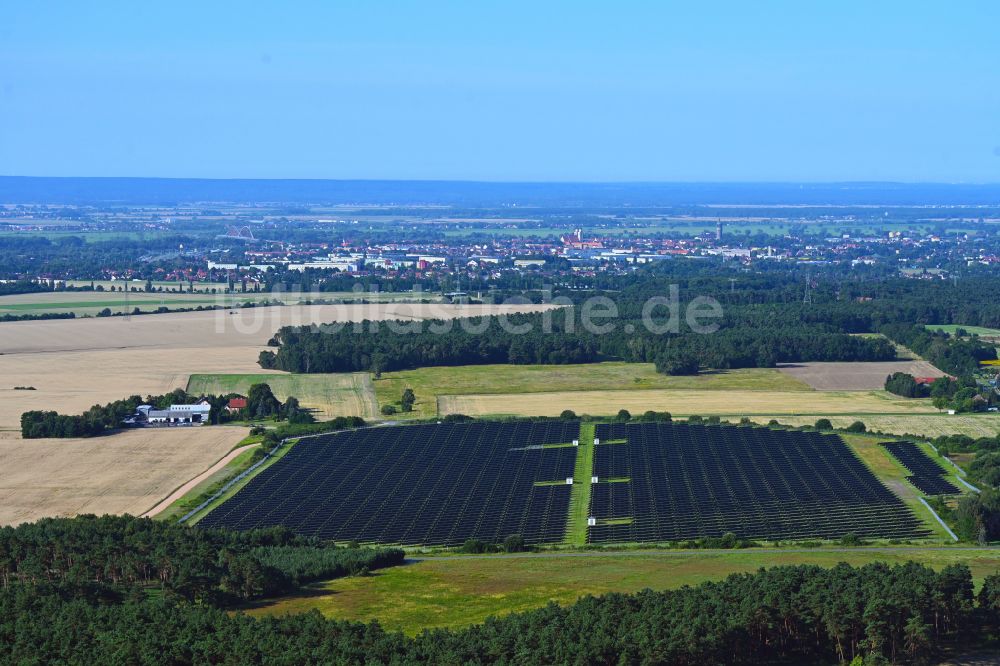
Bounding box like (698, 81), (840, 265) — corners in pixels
(1, 2), (998, 181)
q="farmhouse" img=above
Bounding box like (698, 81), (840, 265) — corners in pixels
(135, 400), (212, 426)
(226, 397), (247, 413)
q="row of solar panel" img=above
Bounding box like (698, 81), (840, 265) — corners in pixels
(200, 421), (580, 546)
(881, 441), (961, 496)
(587, 422), (929, 543)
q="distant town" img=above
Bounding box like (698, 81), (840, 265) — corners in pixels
(3, 199), (1000, 302)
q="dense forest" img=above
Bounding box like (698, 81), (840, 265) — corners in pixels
(0, 515), (403, 602)
(0, 523), (994, 666)
(258, 274), (999, 377)
(259, 310), (896, 375)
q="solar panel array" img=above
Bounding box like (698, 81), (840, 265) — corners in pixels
(200, 421), (580, 546)
(589, 422), (928, 543)
(882, 441), (961, 496)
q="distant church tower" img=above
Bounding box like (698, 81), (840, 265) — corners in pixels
(716, 220), (723, 241)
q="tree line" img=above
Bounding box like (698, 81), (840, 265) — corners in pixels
(884, 372), (994, 413)
(880, 324), (997, 377)
(20, 384), (316, 439)
(258, 309), (896, 376)
(254, 274), (1000, 377)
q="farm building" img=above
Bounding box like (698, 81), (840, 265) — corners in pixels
(135, 400), (211, 426)
(226, 397), (247, 413)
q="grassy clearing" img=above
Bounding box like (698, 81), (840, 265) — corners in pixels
(739, 414), (1000, 440)
(246, 548), (1000, 634)
(440, 389), (940, 419)
(187, 373), (376, 418)
(0, 290), (300, 316)
(0, 230), (172, 242)
(565, 423), (595, 546)
(926, 324), (1000, 338)
(374, 364), (812, 418)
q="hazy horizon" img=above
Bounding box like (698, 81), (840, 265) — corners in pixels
(3, 176), (1000, 206)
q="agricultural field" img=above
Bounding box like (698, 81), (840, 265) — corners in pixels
(0, 426), (246, 526)
(777, 360), (945, 390)
(438, 388), (941, 419)
(0, 285), (446, 317)
(144, 441), (262, 521)
(0, 290), (257, 317)
(247, 548), (1000, 634)
(0, 287), (438, 317)
(0, 346), (274, 435)
(739, 414), (1000, 440)
(926, 324), (1000, 338)
(187, 373), (377, 419)
(0, 303), (551, 434)
(0, 229), (172, 242)
(0, 302), (554, 354)
(375, 363), (810, 418)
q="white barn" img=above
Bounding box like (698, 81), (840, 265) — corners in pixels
(136, 400), (212, 426)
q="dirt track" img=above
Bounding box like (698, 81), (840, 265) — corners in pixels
(141, 442), (259, 518)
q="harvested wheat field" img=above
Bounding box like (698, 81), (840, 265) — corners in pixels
(0, 302), (555, 354)
(777, 361), (945, 390)
(740, 414), (1000, 439)
(0, 347), (277, 434)
(0, 303), (552, 433)
(0, 426), (246, 526)
(439, 389), (942, 418)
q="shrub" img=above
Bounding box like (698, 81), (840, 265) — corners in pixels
(815, 418), (833, 430)
(502, 534), (526, 553)
(845, 420), (867, 433)
(459, 538), (490, 554)
(839, 532), (864, 547)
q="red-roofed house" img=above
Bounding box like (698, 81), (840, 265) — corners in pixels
(226, 397), (247, 413)
(914, 376), (955, 385)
